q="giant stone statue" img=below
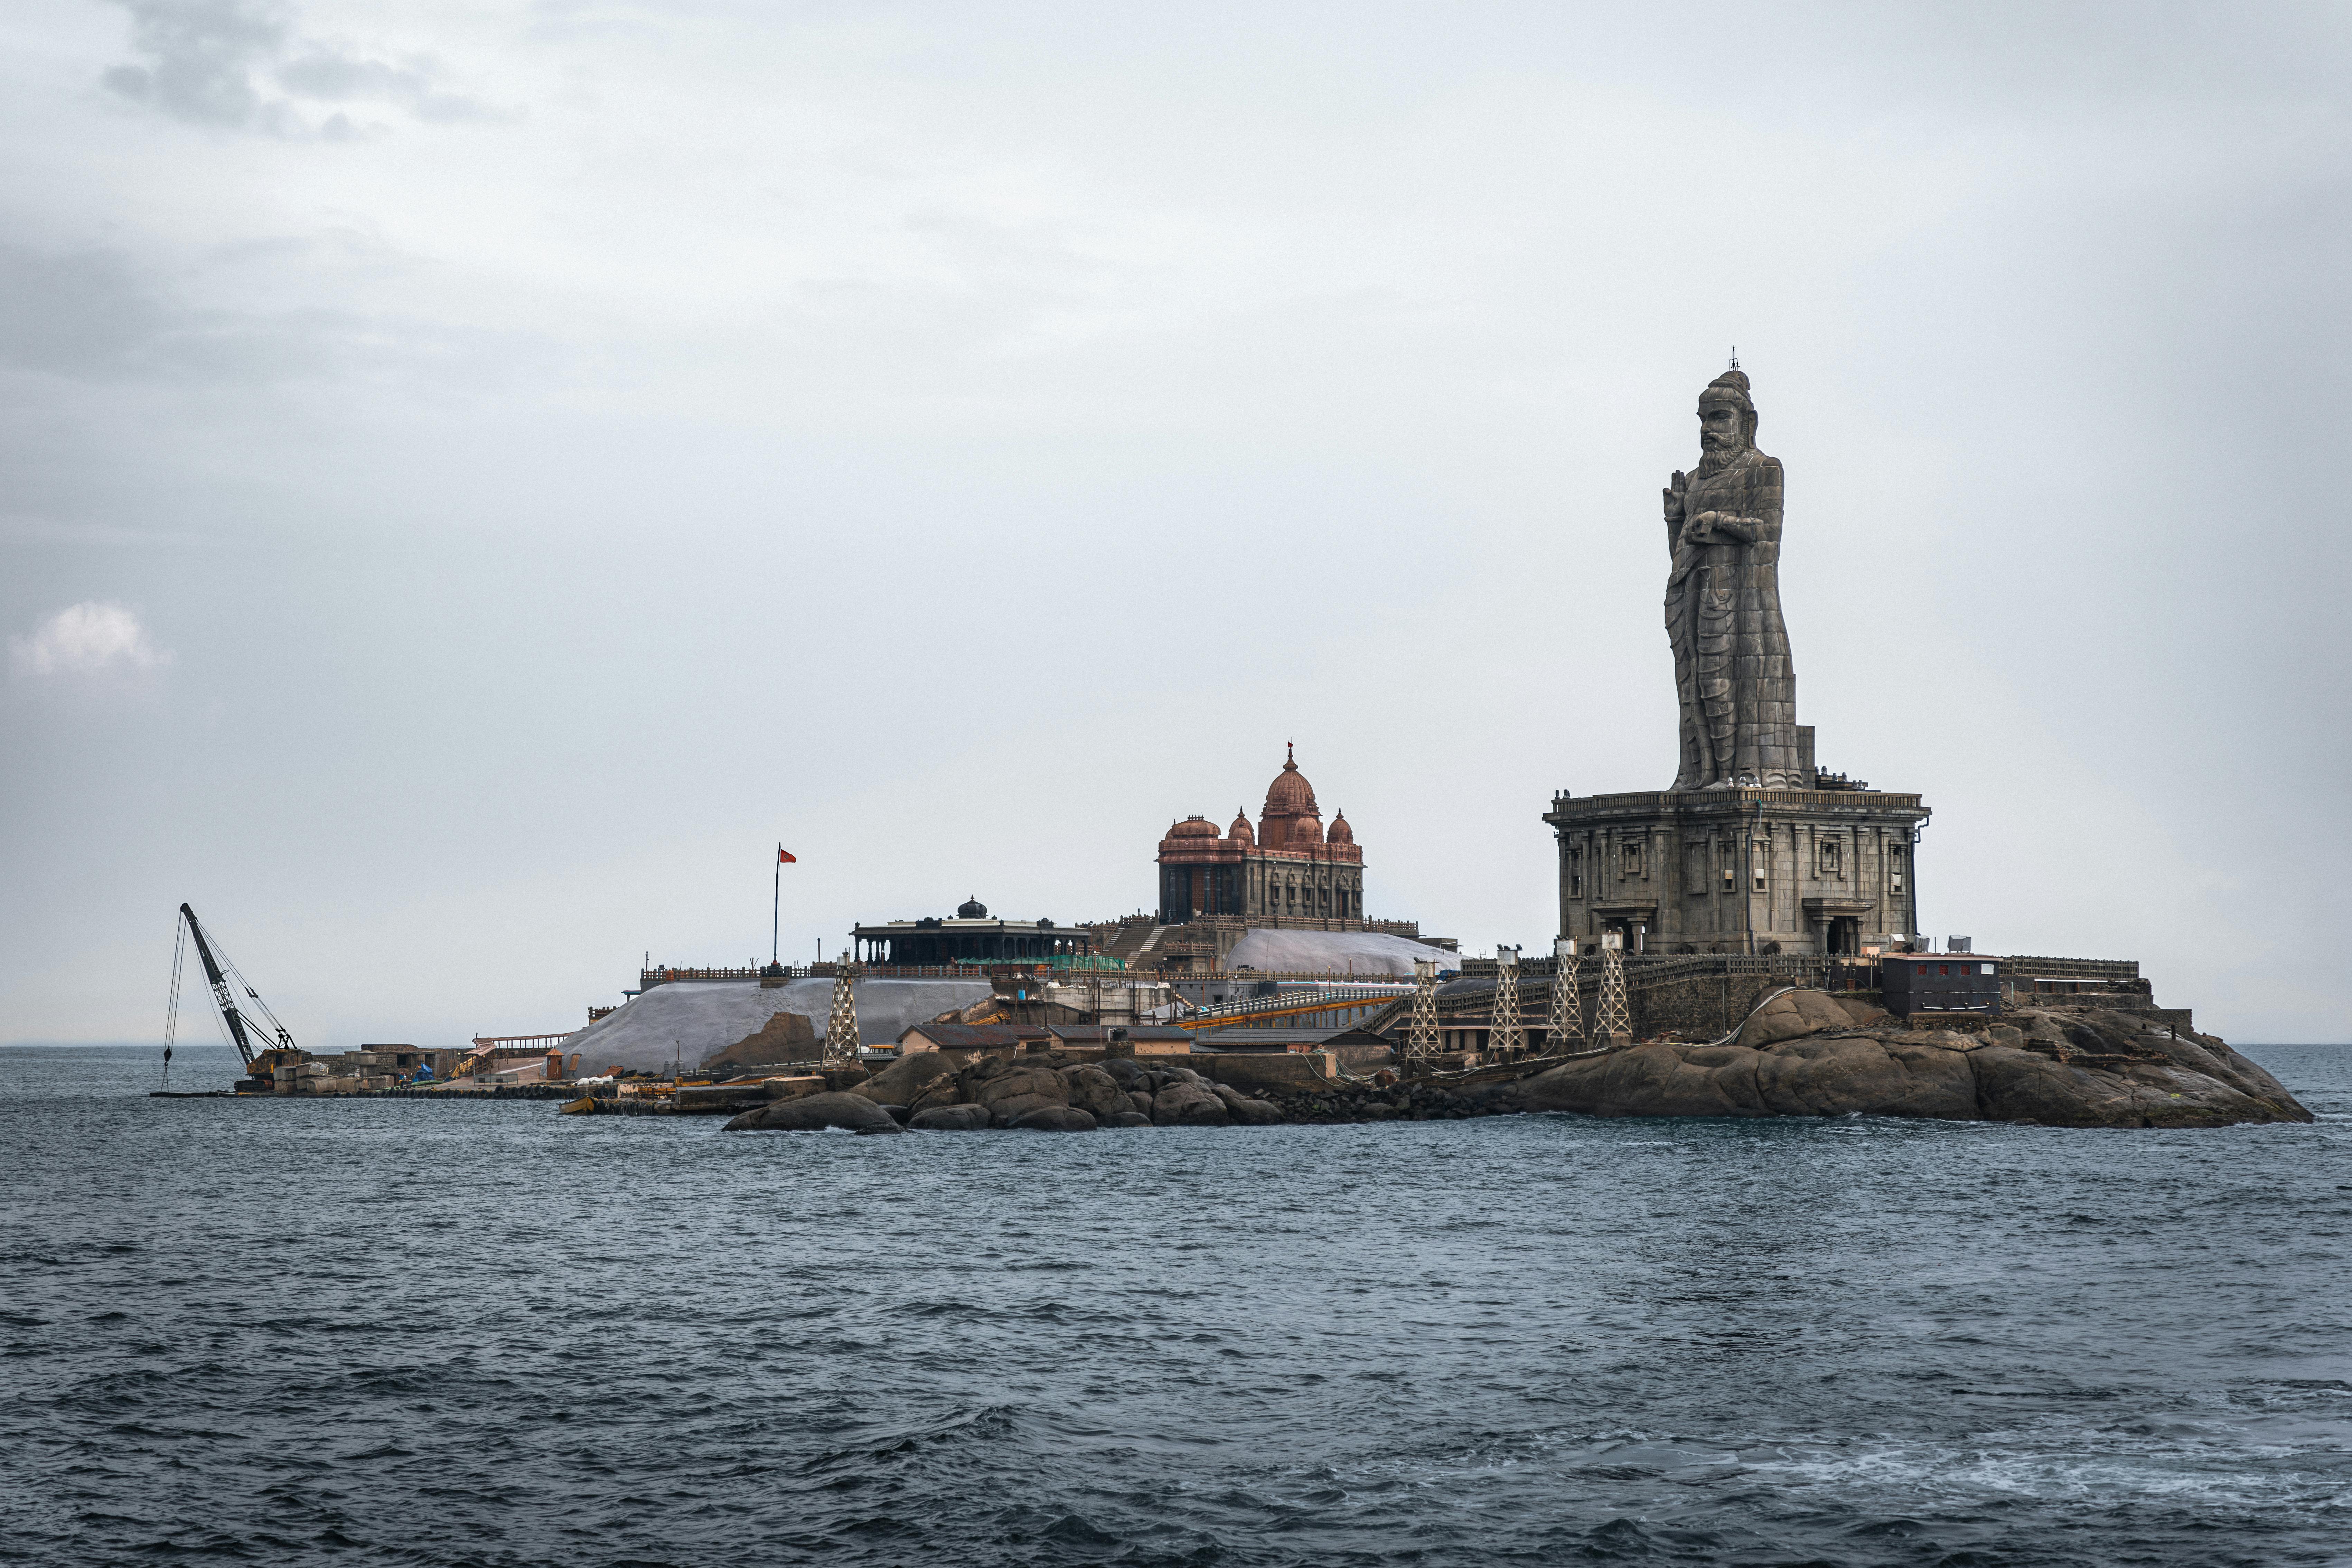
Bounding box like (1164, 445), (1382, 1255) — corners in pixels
(1545, 363), (1928, 958)
(1662, 367), (1800, 789)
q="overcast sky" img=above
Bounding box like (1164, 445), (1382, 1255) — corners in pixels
(4, 1), (2349, 1048)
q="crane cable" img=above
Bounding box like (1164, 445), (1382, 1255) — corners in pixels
(162, 915), (186, 1088)
(205, 929), (297, 1050)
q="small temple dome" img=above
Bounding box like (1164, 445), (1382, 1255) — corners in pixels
(1228, 810), (1254, 843)
(1168, 816), (1220, 839)
(956, 895), (988, 918)
(1327, 811), (1354, 845)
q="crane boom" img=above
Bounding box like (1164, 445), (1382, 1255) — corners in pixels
(178, 902), (259, 1069)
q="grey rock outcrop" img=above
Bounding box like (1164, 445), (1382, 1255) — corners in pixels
(1497, 997), (2309, 1128)
(1010, 1105), (1098, 1132)
(1221, 1093), (1287, 1126)
(1152, 1080), (1232, 1127)
(725, 1091), (903, 1133)
(715, 1048), (1292, 1134)
(1062, 1064), (1135, 1125)
(851, 1052), (956, 1107)
(970, 1061), (1071, 1127)
(908, 1103), (992, 1131)
(908, 1076), (966, 1114)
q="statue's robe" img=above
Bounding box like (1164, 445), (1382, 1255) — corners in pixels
(1663, 446), (1798, 789)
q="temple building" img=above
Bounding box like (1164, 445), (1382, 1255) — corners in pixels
(1156, 745), (1366, 927)
(852, 897), (1094, 966)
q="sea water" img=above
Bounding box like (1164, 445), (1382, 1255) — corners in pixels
(2, 1043), (2347, 1567)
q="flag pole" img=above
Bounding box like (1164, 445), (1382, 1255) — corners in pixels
(772, 843), (781, 966)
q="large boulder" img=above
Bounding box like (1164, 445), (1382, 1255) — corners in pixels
(1968, 1013), (2308, 1127)
(851, 1052), (957, 1107)
(1010, 1105), (1097, 1132)
(908, 1076), (965, 1114)
(1152, 1081), (1232, 1127)
(1100, 1058), (1148, 1089)
(1509, 1005), (2311, 1128)
(1734, 987), (1870, 1049)
(971, 1061), (1071, 1127)
(724, 1091), (902, 1133)
(1062, 1064), (1134, 1124)
(1103, 1110), (1153, 1129)
(908, 1103), (993, 1131)
(1753, 1033), (1979, 1119)
(1208, 1082), (1286, 1126)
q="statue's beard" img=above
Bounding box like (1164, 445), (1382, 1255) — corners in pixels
(1693, 435), (1746, 477)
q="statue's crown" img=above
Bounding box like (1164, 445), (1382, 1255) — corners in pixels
(1700, 368), (1753, 408)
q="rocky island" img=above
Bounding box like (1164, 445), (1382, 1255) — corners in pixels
(711, 365), (2313, 1138)
(717, 988), (2309, 1133)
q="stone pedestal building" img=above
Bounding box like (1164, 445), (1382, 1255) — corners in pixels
(1545, 766), (1927, 956)
(1545, 366), (1929, 956)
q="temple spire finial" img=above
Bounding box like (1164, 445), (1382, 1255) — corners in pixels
(1728, 346), (1740, 370)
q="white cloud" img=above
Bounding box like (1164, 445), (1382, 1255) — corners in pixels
(100, 0), (502, 137)
(8, 602), (172, 680)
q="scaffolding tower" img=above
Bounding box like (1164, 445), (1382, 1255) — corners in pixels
(821, 953), (862, 1069)
(1594, 934), (1633, 1045)
(1401, 958), (1441, 1069)
(1489, 945), (1526, 1060)
(1549, 937), (1585, 1050)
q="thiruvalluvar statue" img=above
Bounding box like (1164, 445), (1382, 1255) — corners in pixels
(1662, 367), (1800, 789)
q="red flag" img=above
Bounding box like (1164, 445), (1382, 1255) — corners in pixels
(778, 848), (797, 863)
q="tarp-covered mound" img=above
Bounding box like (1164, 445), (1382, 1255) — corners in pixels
(1223, 929), (1461, 977)
(564, 978), (993, 1075)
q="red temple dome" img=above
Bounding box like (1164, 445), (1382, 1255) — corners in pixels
(1262, 742), (1318, 817)
(1327, 811), (1354, 845)
(1228, 810), (1254, 843)
(1168, 816), (1220, 839)
(1288, 814), (1322, 847)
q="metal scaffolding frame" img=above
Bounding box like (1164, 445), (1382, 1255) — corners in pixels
(1594, 935), (1633, 1043)
(1549, 937), (1585, 1049)
(1401, 958), (1441, 1069)
(821, 954), (862, 1069)
(1489, 945), (1526, 1060)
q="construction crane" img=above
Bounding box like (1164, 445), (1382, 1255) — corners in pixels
(168, 902), (301, 1092)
